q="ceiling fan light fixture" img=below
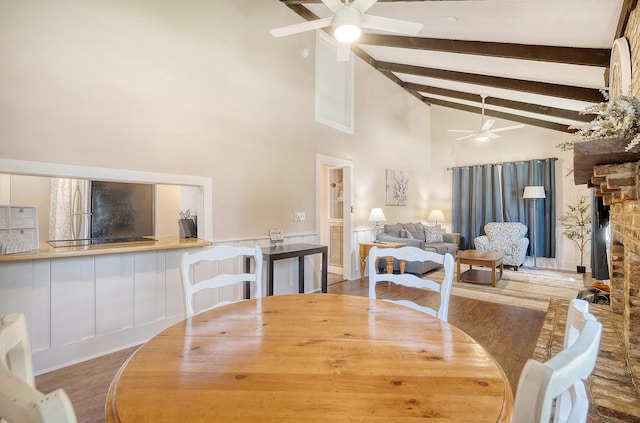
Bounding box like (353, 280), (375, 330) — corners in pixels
(475, 135), (490, 142)
(333, 7), (362, 43)
(334, 24), (361, 42)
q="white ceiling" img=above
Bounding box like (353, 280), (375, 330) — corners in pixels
(275, 0), (629, 132)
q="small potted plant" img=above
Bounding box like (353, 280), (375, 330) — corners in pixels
(560, 195), (592, 273)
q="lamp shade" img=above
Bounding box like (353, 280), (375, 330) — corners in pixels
(368, 208), (386, 222)
(523, 186), (546, 199)
(427, 209), (446, 222)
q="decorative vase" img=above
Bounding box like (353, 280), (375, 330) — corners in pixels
(577, 266), (586, 274)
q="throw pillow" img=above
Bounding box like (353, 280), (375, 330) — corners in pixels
(401, 228), (414, 239)
(402, 222), (420, 240)
(424, 225), (443, 243)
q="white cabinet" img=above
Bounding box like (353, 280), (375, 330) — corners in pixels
(0, 247), (200, 374)
(0, 206), (39, 254)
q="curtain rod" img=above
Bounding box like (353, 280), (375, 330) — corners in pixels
(446, 157), (558, 171)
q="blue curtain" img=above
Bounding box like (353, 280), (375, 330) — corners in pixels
(452, 164), (503, 249)
(453, 158), (557, 257)
(502, 158), (557, 258)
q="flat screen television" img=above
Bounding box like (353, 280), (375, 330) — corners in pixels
(91, 181), (154, 239)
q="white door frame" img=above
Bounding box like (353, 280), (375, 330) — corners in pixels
(316, 154), (353, 280)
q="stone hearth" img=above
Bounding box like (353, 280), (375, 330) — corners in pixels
(536, 299), (640, 422)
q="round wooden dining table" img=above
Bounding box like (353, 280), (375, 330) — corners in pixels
(106, 294), (513, 422)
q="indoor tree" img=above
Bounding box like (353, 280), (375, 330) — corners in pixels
(560, 195), (592, 273)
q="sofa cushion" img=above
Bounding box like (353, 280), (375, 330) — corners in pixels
(484, 222), (528, 243)
(384, 223), (404, 238)
(424, 225), (443, 243)
(424, 243), (456, 255)
(413, 222), (426, 241)
(402, 222), (421, 240)
(485, 242), (515, 256)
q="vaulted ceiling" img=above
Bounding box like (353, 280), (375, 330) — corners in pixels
(274, 0), (637, 133)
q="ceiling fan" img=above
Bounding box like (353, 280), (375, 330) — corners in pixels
(270, 0), (423, 61)
(448, 95), (525, 141)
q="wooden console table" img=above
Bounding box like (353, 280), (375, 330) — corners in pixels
(359, 242), (407, 280)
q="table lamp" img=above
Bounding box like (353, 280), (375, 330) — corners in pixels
(523, 186), (546, 267)
(368, 208), (386, 241)
(427, 209), (445, 226)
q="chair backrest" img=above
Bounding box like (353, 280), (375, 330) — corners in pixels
(0, 313), (78, 423)
(484, 222), (528, 243)
(0, 313), (34, 388)
(367, 246), (455, 321)
(551, 299), (599, 423)
(563, 299), (596, 349)
(180, 245), (263, 317)
(512, 311), (602, 423)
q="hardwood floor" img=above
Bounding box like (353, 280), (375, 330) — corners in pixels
(36, 276), (544, 423)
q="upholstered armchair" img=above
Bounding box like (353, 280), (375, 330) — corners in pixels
(473, 222), (529, 269)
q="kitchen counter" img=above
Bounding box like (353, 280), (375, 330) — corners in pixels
(0, 235), (214, 373)
(0, 236), (212, 262)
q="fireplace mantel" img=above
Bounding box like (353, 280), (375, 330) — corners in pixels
(573, 137), (640, 185)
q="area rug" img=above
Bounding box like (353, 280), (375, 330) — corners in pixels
(424, 266), (586, 311)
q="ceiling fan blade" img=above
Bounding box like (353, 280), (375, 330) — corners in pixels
(336, 42), (352, 61)
(456, 133), (480, 141)
(270, 17), (332, 38)
(487, 132), (501, 139)
(491, 124), (526, 133)
(351, 0), (378, 13)
(360, 14), (424, 36)
(480, 119), (496, 132)
(320, 0), (345, 13)
(448, 129), (474, 133)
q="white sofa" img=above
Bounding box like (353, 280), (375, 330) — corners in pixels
(473, 222), (529, 270)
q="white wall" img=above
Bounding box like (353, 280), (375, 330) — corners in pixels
(429, 105), (591, 271)
(0, 0), (429, 244)
(0, 0), (591, 271)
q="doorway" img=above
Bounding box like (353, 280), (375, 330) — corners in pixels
(316, 154), (353, 281)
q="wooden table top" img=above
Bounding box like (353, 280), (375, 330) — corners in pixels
(106, 294), (513, 422)
(458, 249), (505, 261)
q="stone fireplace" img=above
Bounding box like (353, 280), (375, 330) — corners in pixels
(592, 159), (640, 359)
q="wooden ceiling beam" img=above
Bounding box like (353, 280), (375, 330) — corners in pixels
(357, 35), (610, 67)
(377, 61), (604, 103)
(616, 0), (638, 38)
(418, 95), (575, 133)
(281, 2), (610, 67)
(403, 83), (594, 122)
(282, 0), (480, 3)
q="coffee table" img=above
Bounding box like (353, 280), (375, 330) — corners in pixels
(457, 250), (505, 287)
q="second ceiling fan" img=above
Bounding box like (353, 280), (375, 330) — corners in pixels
(270, 0), (423, 61)
(449, 95), (525, 141)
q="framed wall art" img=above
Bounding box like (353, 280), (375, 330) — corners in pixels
(386, 169), (408, 206)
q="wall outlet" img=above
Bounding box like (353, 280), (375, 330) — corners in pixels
(294, 211), (306, 221)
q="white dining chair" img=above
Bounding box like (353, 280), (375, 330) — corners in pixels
(551, 299), (599, 423)
(512, 303), (602, 423)
(180, 245), (263, 317)
(367, 246), (455, 321)
(0, 313), (78, 423)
